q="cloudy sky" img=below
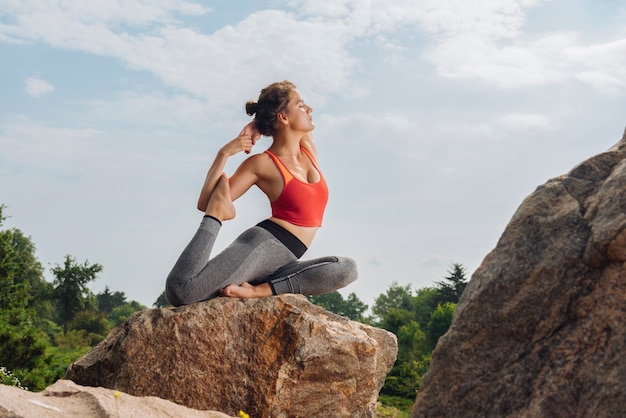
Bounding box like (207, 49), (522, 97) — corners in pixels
(1, 0), (625, 309)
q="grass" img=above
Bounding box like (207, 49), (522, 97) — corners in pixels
(376, 395), (414, 417)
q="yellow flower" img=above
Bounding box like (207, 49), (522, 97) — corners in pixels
(238, 410), (250, 418)
(114, 391), (122, 398)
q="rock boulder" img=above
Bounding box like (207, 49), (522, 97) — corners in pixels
(413, 129), (626, 417)
(0, 379), (233, 418)
(65, 294), (397, 418)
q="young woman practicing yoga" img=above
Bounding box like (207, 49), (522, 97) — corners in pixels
(165, 80), (358, 306)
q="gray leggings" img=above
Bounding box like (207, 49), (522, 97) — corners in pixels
(166, 216), (358, 306)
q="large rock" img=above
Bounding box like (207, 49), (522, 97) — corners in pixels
(65, 294), (397, 418)
(413, 129), (626, 417)
(0, 379), (233, 418)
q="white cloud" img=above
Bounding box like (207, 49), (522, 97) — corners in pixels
(428, 30), (626, 91)
(0, 0), (208, 28)
(24, 77), (54, 97)
(0, 116), (102, 173)
(0, 4), (361, 107)
(409, 1), (626, 91)
(498, 113), (553, 131)
(83, 92), (213, 132)
(289, 0), (626, 91)
(3, 0), (626, 104)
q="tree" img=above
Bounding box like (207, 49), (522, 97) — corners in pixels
(378, 307), (414, 335)
(69, 311), (110, 336)
(381, 360), (423, 399)
(153, 290), (171, 308)
(0, 205), (45, 311)
(51, 255), (103, 330)
(427, 302), (456, 348)
(342, 292), (368, 322)
(396, 320), (428, 362)
(373, 280), (458, 403)
(97, 286), (127, 314)
(0, 306), (50, 388)
(370, 282), (414, 327)
(308, 291), (344, 314)
(434, 263), (468, 305)
(308, 291), (369, 322)
(0, 205), (51, 390)
(381, 321), (431, 399)
(412, 287), (440, 328)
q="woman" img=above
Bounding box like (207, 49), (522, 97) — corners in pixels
(166, 80), (357, 306)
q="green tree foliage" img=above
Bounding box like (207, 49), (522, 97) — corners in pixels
(51, 255), (103, 330)
(371, 282), (414, 327)
(0, 304), (49, 372)
(109, 304), (137, 326)
(371, 282), (429, 399)
(307, 291), (368, 322)
(382, 359), (425, 399)
(412, 287), (440, 327)
(108, 300), (147, 327)
(427, 302), (456, 347)
(153, 290), (172, 308)
(0, 205), (53, 390)
(308, 291), (344, 313)
(372, 265), (469, 404)
(0, 205), (44, 311)
(69, 311), (110, 342)
(96, 286), (127, 314)
(96, 287), (147, 328)
(343, 292), (369, 322)
(434, 262), (468, 305)
(379, 308), (414, 336)
(397, 321), (428, 362)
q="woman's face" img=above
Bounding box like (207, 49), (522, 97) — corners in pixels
(283, 90), (314, 132)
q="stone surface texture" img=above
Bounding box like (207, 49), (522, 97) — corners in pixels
(0, 379), (234, 418)
(413, 130), (626, 418)
(65, 294), (397, 418)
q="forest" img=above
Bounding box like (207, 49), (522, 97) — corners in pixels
(0, 204), (467, 414)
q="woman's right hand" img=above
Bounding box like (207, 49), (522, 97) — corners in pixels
(220, 133), (256, 156)
(240, 121), (261, 146)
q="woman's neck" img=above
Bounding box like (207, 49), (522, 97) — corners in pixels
(270, 131), (304, 157)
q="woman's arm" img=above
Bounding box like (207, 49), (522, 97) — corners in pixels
(228, 155), (263, 201)
(197, 133), (256, 211)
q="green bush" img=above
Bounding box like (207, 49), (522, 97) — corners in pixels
(0, 367), (26, 390)
(0, 308), (50, 371)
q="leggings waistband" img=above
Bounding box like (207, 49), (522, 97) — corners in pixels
(257, 219), (307, 259)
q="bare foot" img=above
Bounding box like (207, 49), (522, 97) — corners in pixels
(220, 282), (272, 299)
(205, 175), (236, 221)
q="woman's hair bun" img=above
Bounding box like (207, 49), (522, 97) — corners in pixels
(245, 101), (258, 116)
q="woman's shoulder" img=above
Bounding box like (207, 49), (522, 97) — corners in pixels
(239, 150), (275, 174)
(246, 150), (272, 164)
(238, 150), (281, 187)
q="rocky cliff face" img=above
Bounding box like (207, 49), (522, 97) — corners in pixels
(413, 129), (626, 417)
(65, 294), (397, 418)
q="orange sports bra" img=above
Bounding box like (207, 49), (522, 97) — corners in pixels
(264, 147), (329, 227)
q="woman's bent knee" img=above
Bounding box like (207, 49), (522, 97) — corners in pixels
(165, 283), (183, 307)
(339, 256), (358, 287)
(165, 275), (190, 307)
